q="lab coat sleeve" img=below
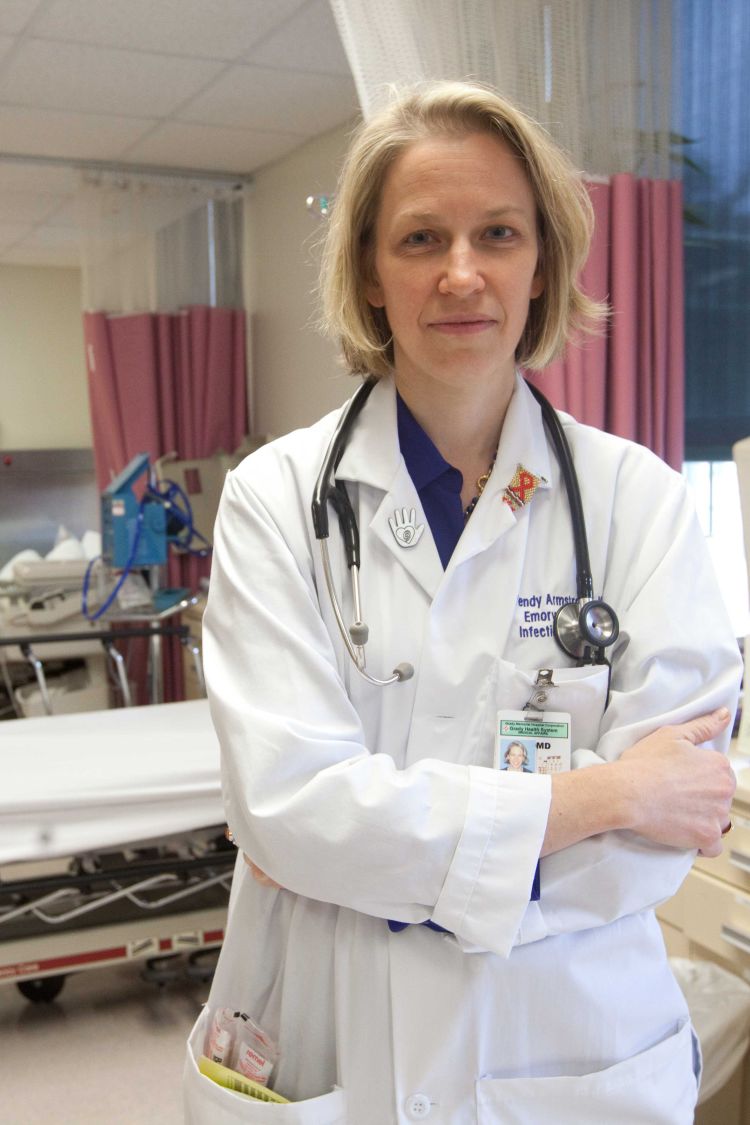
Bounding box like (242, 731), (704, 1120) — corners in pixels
(514, 450), (742, 948)
(204, 468), (550, 958)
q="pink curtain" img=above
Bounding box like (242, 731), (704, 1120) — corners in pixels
(83, 305), (247, 701)
(527, 174), (685, 470)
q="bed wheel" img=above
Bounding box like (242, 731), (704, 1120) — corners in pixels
(140, 953), (184, 986)
(17, 974), (66, 1003)
(186, 947), (219, 983)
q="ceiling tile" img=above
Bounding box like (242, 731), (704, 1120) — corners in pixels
(0, 190), (67, 224)
(33, 0), (308, 59)
(0, 221), (34, 247)
(246, 0), (350, 76)
(24, 224), (81, 247)
(125, 121), (305, 175)
(0, 106), (155, 160)
(43, 196), (81, 228)
(178, 64), (358, 135)
(0, 34), (17, 61)
(0, 38), (225, 117)
(0, 222), (82, 268)
(0, 0), (45, 36)
(0, 163), (78, 195)
(0, 0), (359, 269)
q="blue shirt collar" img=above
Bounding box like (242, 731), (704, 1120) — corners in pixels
(396, 392), (461, 491)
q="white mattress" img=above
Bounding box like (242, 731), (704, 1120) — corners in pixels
(0, 700), (223, 863)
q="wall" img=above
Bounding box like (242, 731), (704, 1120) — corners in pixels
(245, 120), (356, 438)
(0, 264), (90, 449)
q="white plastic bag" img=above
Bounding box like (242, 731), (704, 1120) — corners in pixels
(671, 956), (750, 1102)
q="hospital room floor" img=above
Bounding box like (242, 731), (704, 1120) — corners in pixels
(0, 960), (209, 1123)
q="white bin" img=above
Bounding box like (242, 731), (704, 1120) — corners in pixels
(671, 957), (750, 1123)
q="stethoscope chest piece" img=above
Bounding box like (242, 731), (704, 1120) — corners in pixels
(554, 597), (619, 662)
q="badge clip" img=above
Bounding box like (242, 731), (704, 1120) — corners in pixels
(524, 668), (555, 712)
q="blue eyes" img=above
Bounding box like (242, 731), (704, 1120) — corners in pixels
(403, 226), (514, 247)
(486, 225), (513, 240)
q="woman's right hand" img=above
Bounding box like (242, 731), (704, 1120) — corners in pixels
(543, 707), (735, 858)
(617, 707), (735, 856)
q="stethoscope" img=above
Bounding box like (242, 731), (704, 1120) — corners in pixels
(312, 376), (619, 688)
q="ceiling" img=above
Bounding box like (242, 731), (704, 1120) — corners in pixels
(0, 0), (359, 267)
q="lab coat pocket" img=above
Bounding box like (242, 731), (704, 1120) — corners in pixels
(512, 663), (610, 755)
(475, 1019), (697, 1125)
(460, 660), (609, 768)
(184, 1007), (347, 1125)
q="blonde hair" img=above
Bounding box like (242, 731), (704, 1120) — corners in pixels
(320, 80), (606, 376)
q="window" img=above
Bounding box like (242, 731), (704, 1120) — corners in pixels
(678, 0), (750, 461)
(682, 461), (749, 636)
(677, 2), (749, 635)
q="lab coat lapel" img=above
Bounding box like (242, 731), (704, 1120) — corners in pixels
(437, 376), (554, 657)
(336, 377), (444, 601)
(367, 468), (444, 600)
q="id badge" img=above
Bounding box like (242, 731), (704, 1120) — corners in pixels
(495, 710), (572, 774)
(495, 709), (572, 903)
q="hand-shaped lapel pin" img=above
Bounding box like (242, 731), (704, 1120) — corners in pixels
(388, 507), (425, 548)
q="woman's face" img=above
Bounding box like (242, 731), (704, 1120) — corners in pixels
(507, 745), (525, 770)
(365, 131), (544, 401)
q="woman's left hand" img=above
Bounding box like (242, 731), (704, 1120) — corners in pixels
(243, 854), (282, 889)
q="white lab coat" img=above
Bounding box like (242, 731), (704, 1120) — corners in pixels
(184, 374), (741, 1124)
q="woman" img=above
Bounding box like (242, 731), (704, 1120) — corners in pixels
(502, 742), (532, 772)
(184, 82), (740, 1124)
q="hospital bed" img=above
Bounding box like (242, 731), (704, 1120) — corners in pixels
(0, 699), (230, 1001)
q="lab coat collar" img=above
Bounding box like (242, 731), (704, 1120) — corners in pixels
(335, 376), (401, 492)
(498, 371), (554, 488)
(334, 373), (555, 598)
(336, 377), (444, 599)
(334, 373), (553, 495)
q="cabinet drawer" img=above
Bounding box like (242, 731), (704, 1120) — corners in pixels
(693, 813), (750, 892)
(680, 868), (750, 969)
(658, 918), (690, 958)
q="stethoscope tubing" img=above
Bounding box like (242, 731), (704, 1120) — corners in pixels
(312, 376), (618, 683)
(312, 377), (377, 544)
(525, 381), (594, 602)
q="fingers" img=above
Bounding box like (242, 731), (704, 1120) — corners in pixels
(621, 710), (736, 851)
(672, 707), (732, 746)
(698, 819), (734, 859)
(243, 854), (281, 889)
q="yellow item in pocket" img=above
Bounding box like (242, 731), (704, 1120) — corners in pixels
(198, 1056), (291, 1103)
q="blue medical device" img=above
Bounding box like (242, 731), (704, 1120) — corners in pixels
(102, 454), (168, 569)
(84, 453), (210, 622)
